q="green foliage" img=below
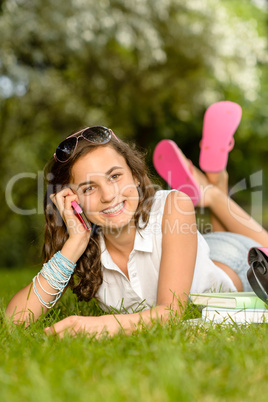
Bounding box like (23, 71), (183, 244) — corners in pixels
(0, 0), (267, 266)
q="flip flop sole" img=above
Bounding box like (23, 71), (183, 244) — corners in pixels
(199, 101), (242, 172)
(153, 139), (201, 206)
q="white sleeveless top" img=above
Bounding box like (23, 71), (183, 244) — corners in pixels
(95, 190), (236, 313)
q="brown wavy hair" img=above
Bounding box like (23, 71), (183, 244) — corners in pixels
(43, 131), (156, 302)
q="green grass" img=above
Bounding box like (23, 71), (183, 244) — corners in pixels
(2, 268), (268, 401)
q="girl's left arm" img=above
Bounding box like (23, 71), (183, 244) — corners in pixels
(45, 192), (197, 338)
(156, 190), (197, 311)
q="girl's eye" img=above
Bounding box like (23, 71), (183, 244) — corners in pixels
(110, 173), (121, 181)
(83, 186), (95, 194)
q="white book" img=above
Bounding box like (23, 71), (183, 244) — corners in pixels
(202, 307), (268, 324)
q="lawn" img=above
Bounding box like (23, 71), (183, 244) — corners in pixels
(1, 267), (268, 402)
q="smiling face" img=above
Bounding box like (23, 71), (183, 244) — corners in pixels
(70, 145), (140, 232)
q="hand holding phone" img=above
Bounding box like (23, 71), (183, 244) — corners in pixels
(71, 201), (92, 231)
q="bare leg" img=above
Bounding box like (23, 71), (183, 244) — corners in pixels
(185, 162), (268, 291)
(191, 165), (268, 245)
(181, 154), (239, 233)
(204, 185), (268, 246)
(175, 149), (268, 285)
(205, 171), (229, 232)
(190, 169), (244, 290)
(190, 166), (228, 231)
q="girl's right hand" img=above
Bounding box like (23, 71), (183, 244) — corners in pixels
(50, 188), (92, 259)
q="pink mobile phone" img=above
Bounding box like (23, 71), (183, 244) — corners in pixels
(71, 201), (91, 231)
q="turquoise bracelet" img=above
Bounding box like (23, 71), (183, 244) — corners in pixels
(32, 251), (76, 308)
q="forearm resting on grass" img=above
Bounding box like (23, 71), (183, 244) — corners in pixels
(5, 239), (85, 325)
(108, 297), (187, 334)
(44, 298), (188, 338)
(112, 294), (187, 333)
(6, 278), (56, 324)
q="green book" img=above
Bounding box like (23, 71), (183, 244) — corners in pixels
(190, 292), (268, 310)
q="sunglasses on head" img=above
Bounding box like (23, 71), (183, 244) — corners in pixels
(54, 126), (118, 163)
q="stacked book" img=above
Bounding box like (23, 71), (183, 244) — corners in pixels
(190, 292), (268, 324)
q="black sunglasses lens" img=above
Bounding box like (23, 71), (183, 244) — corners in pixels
(83, 126), (111, 143)
(55, 126), (113, 162)
(56, 137), (77, 162)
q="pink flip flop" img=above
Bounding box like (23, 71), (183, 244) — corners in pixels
(153, 139), (201, 206)
(199, 101), (242, 172)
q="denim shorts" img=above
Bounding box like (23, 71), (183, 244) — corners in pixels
(203, 232), (262, 292)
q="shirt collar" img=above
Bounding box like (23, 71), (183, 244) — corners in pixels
(99, 220), (153, 259)
(133, 225), (153, 252)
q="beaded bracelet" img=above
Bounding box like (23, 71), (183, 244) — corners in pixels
(32, 251), (76, 308)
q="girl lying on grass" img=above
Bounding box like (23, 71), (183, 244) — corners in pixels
(6, 103), (268, 337)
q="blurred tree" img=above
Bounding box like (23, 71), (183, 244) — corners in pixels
(0, 0), (267, 266)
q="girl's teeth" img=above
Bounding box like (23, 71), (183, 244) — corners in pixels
(103, 202), (124, 214)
